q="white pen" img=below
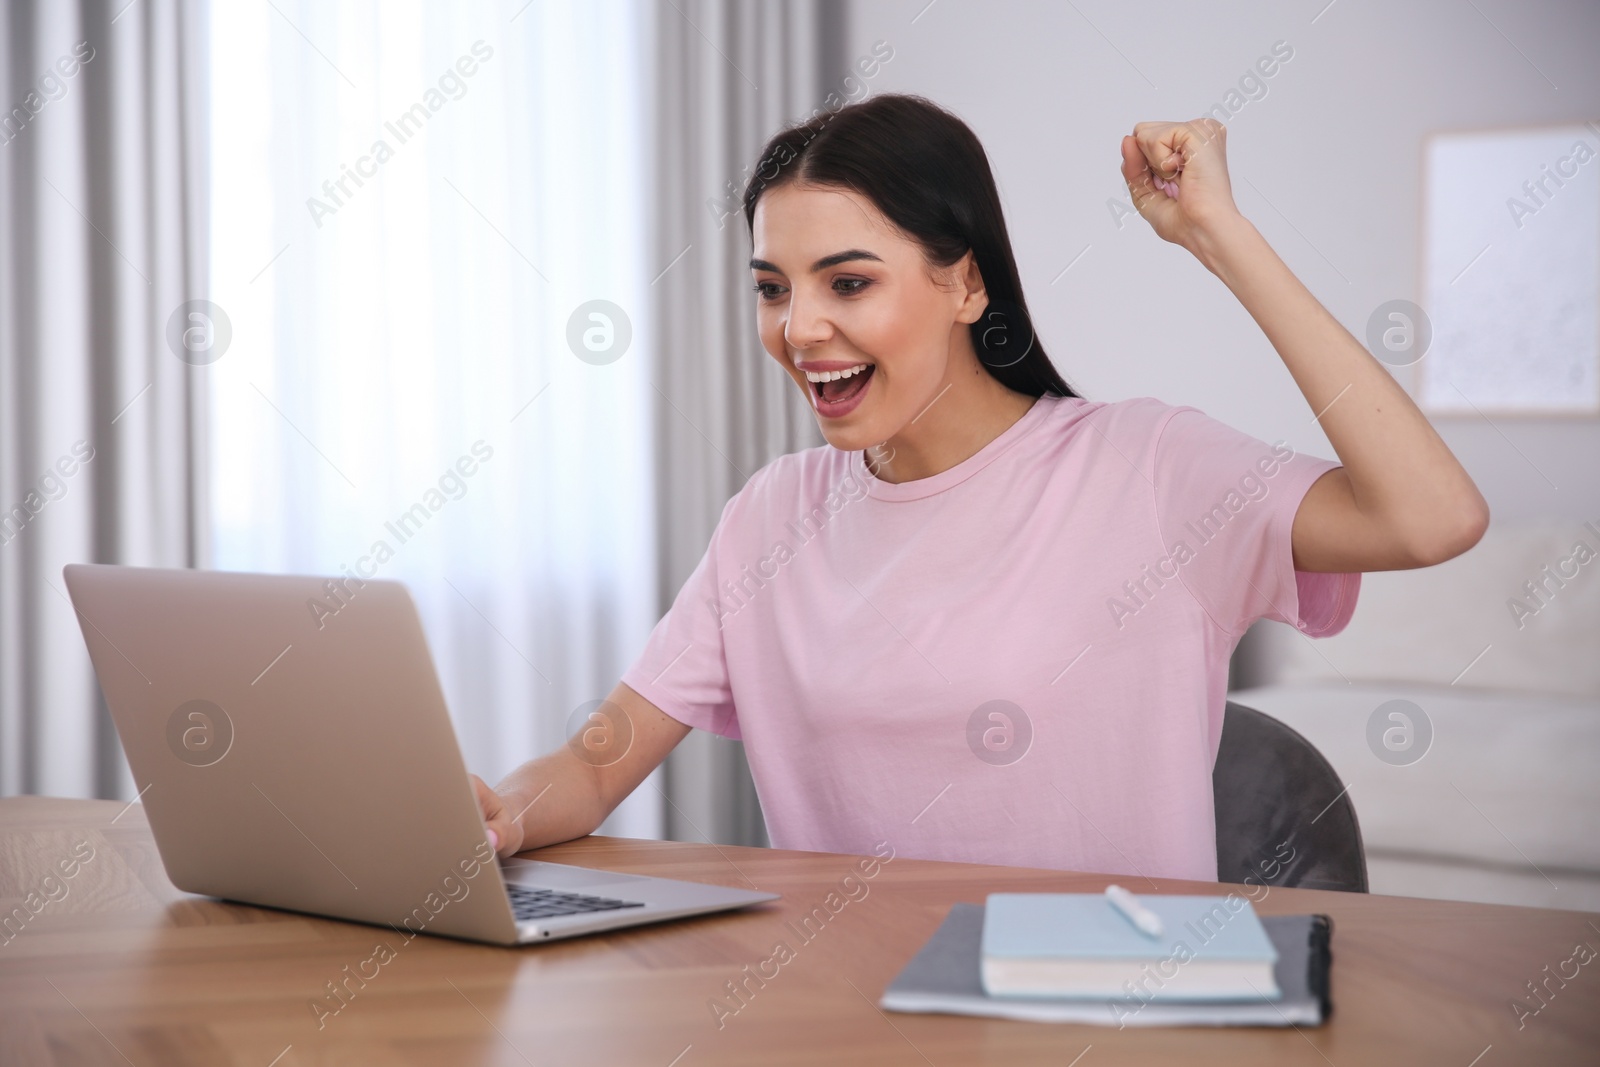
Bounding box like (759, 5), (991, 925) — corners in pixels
(1105, 883), (1164, 939)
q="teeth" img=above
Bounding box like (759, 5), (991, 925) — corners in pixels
(803, 364), (869, 383)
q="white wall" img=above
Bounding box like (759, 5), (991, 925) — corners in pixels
(846, 0), (1599, 523)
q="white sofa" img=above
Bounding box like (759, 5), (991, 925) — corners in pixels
(1230, 520), (1600, 912)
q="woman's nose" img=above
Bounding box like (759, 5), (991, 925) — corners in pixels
(783, 292), (830, 349)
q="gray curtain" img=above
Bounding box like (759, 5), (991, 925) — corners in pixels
(0, 0), (209, 799)
(649, 0), (845, 846)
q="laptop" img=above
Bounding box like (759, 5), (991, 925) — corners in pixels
(62, 563), (778, 945)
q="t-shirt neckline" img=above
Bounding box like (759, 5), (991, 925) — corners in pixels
(854, 393), (1061, 502)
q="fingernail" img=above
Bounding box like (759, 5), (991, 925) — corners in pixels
(487, 828), (499, 849)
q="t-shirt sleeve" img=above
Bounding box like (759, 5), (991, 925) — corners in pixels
(1150, 405), (1360, 639)
(619, 490), (743, 739)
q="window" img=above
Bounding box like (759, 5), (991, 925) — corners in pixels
(207, 0), (661, 835)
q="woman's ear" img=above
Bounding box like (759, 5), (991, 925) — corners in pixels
(952, 251), (988, 325)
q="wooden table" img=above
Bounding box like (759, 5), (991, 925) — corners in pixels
(2, 797), (1596, 1065)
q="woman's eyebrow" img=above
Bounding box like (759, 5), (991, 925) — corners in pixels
(748, 249), (884, 273)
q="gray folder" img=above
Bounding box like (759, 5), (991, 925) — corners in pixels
(879, 903), (1332, 1027)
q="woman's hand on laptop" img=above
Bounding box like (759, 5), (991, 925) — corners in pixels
(471, 774), (527, 858)
(471, 682), (693, 858)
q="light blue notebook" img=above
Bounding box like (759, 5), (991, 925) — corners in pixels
(882, 904), (1332, 1027)
(982, 893), (1281, 1000)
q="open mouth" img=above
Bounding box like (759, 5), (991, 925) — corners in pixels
(806, 363), (875, 407)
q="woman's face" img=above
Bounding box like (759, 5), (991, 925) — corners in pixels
(750, 182), (985, 453)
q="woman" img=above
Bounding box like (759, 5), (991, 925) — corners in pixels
(472, 93), (1487, 883)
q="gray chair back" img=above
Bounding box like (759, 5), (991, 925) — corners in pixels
(1213, 700), (1368, 893)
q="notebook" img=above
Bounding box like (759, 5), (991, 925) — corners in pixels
(881, 903), (1333, 1028)
(981, 892), (1280, 999)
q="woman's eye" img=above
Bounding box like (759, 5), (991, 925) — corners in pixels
(751, 278), (869, 300)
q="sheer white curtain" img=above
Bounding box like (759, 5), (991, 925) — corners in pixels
(207, 1), (661, 836)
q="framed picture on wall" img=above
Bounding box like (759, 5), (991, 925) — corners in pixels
(1417, 122), (1600, 417)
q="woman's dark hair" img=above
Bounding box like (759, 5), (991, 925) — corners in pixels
(742, 93), (1080, 399)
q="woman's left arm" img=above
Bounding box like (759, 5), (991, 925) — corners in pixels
(1122, 118), (1490, 574)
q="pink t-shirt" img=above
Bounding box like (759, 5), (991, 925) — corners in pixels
(621, 393), (1360, 882)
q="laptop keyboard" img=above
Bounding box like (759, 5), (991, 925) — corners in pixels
(506, 882), (647, 922)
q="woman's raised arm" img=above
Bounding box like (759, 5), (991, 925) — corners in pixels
(1121, 118), (1489, 573)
